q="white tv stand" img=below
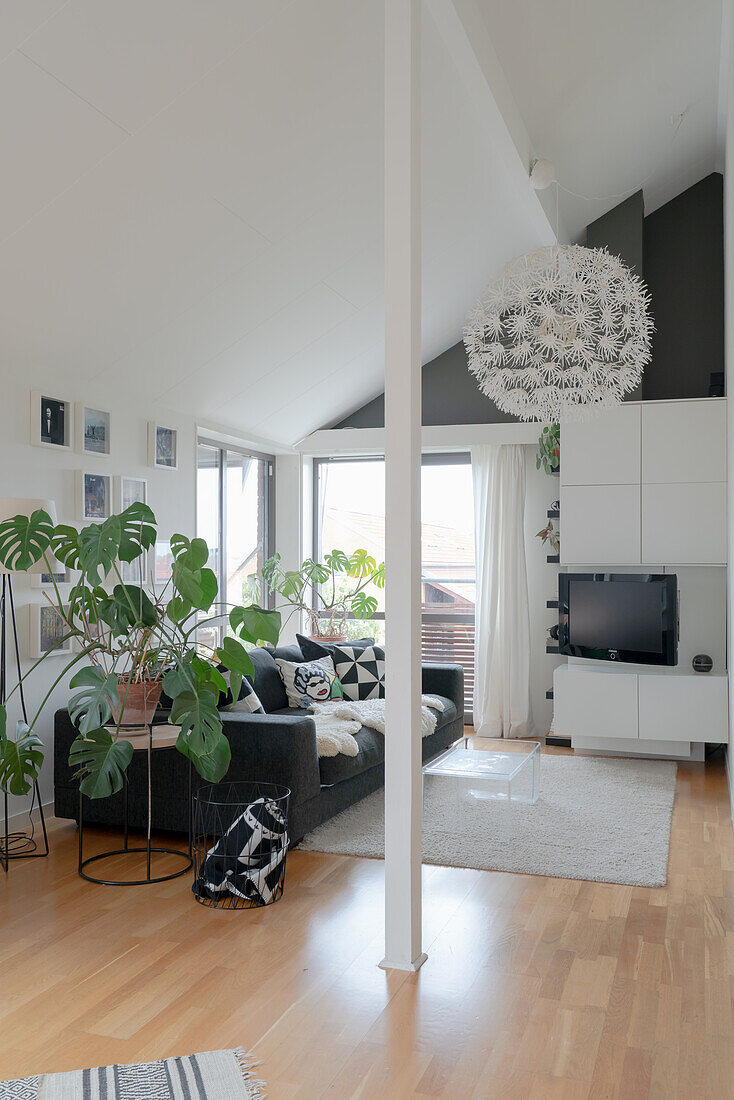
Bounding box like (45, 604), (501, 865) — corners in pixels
(553, 663), (729, 756)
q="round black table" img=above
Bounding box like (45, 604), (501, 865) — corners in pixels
(78, 723), (193, 886)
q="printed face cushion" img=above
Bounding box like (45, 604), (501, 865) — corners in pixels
(275, 656), (344, 708)
(332, 644), (386, 701)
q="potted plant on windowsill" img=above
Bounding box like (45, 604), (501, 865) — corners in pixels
(0, 503), (280, 802)
(261, 549), (385, 641)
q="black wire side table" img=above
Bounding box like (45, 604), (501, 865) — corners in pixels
(78, 723), (193, 886)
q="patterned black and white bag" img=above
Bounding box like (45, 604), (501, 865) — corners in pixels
(194, 797), (288, 906)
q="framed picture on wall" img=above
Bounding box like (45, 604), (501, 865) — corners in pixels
(76, 404), (111, 457)
(117, 475), (148, 511)
(31, 565), (74, 589)
(77, 471), (112, 522)
(148, 422), (178, 470)
(28, 603), (73, 658)
(30, 390), (72, 450)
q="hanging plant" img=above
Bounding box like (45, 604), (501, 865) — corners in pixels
(536, 519), (560, 554)
(536, 424), (560, 474)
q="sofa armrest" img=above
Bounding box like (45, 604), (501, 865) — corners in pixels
(422, 663), (464, 717)
(221, 712), (321, 807)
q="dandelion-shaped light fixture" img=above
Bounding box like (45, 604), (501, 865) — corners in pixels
(463, 221), (654, 422)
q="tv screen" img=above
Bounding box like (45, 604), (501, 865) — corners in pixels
(558, 573), (678, 666)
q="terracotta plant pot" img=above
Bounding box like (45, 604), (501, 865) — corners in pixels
(112, 679), (163, 727)
(309, 633), (347, 644)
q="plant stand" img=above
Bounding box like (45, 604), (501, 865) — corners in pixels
(78, 723), (192, 886)
(0, 574), (49, 873)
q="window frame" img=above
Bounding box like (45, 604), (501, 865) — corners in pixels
(197, 436), (276, 618)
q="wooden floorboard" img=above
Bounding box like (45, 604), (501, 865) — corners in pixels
(0, 749), (732, 1098)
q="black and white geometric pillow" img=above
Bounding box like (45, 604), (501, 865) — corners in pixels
(219, 673), (265, 714)
(332, 644), (385, 701)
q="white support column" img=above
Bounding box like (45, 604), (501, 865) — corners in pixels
(380, 0), (425, 972)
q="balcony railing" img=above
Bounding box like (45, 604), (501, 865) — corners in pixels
(420, 614), (475, 719)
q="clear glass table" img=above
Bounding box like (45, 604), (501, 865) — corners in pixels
(423, 737), (540, 803)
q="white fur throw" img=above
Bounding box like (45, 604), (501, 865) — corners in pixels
(308, 696), (446, 758)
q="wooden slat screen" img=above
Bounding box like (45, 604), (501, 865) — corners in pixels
(420, 619), (475, 717)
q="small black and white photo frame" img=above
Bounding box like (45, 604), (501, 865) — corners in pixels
(76, 403), (111, 457)
(31, 565), (74, 589)
(31, 390), (72, 450)
(117, 475), (148, 512)
(148, 422), (178, 470)
(77, 471), (112, 522)
(29, 603), (73, 658)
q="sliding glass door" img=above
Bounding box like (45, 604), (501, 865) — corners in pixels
(197, 440), (274, 650)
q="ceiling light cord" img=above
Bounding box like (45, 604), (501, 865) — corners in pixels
(552, 109), (687, 204)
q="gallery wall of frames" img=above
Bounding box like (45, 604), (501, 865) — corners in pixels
(0, 385), (198, 815)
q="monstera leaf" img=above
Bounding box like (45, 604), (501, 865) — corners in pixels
(96, 584), (157, 635)
(69, 729), (134, 799)
(170, 690), (228, 781)
(0, 509), (54, 572)
(172, 560), (217, 611)
(68, 667), (119, 735)
(117, 503), (156, 563)
(77, 517), (122, 584)
(300, 558), (330, 585)
(216, 635), (255, 682)
(347, 549), (377, 578)
(350, 592), (378, 618)
(51, 524), (82, 570)
(229, 605), (281, 647)
(0, 722), (44, 796)
(324, 549), (350, 573)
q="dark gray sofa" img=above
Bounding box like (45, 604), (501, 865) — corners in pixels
(53, 644), (464, 844)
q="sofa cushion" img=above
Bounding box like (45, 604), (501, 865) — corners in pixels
(275, 655), (343, 708)
(332, 644), (385, 700)
(317, 695), (457, 786)
(297, 634), (375, 662)
(248, 646), (289, 712)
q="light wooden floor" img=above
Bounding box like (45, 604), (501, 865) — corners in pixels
(0, 749), (733, 1099)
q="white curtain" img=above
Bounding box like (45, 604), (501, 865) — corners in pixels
(471, 444), (534, 738)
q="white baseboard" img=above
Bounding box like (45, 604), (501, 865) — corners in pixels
(2, 800), (54, 835)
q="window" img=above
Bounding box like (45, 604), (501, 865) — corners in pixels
(197, 440), (274, 651)
(314, 455), (475, 716)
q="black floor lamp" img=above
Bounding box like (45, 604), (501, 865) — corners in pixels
(0, 497), (56, 872)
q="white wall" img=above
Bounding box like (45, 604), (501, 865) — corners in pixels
(726, 0), (734, 821)
(0, 380), (198, 816)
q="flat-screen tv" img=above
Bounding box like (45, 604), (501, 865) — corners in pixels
(558, 573), (678, 666)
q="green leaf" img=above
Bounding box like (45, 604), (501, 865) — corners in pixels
(350, 592), (378, 617)
(117, 503), (156, 563)
(0, 722), (44, 796)
(0, 509), (54, 572)
(300, 558), (330, 585)
(230, 604), (281, 647)
(324, 549), (350, 573)
(162, 660), (197, 700)
(215, 636), (255, 681)
(78, 516), (122, 584)
(0, 706), (6, 740)
(280, 570), (305, 600)
(51, 525), (82, 570)
(176, 726), (230, 783)
(190, 655), (228, 697)
(68, 667), (119, 734)
(96, 584), (157, 635)
(371, 562), (386, 589)
(170, 533), (190, 560)
(172, 560), (217, 610)
(166, 596), (192, 623)
(69, 729), (133, 799)
(170, 690), (222, 762)
(347, 549), (377, 578)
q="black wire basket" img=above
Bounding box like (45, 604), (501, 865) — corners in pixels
(192, 781), (290, 909)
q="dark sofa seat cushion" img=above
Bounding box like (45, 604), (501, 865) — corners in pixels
(317, 695), (457, 786)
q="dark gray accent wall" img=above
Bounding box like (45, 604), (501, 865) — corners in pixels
(332, 174), (724, 430)
(586, 190), (645, 401)
(642, 172), (724, 400)
(334, 341), (516, 429)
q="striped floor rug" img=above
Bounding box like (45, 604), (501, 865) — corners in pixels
(0, 1049), (266, 1099)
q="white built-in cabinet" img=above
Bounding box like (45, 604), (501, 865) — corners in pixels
(560, 398), (727, 566)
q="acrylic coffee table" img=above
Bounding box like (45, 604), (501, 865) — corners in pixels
(423, 736), (540, 803)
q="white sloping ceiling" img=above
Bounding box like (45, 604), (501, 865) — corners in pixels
(477, 0), (723, 240)
(0, 0), (545, 446)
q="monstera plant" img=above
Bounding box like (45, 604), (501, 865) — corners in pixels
(261, 549), (385, 640)
(0, 504), (280, 800)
